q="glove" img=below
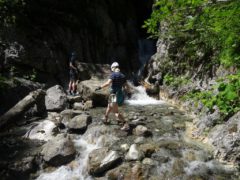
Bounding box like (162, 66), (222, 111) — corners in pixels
(95, 86), (102, 91)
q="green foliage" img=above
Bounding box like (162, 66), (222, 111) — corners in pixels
(185, 72), (240, 119)
(23, 68), (37, 81)
(0, 75), (7, 91)
(163, 74), (190, 88)
(0, 0), (25, 27)
(143, 0), (240, 68)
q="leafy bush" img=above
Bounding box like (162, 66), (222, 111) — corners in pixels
(143, 0), (240, 68)
(163, 74), (190, 88)
(0, 0), (26, 27)
(184, 72), (240, 119)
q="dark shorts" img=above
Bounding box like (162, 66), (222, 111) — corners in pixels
(108, 90), (124, 106)
(70, 71), (77, 81)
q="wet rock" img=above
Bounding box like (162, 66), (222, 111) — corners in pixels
(73, 100), (93, 111)
(83, 100), (93, 110)
(87, 147), (121, 176)
(151, 149), (170, 163)
(134, 137), (145, 144)
(45, 85), (68, 111)
(106, 162), (146, 180)
(196, 106), (221, 134)
(142, 158), (155, 166)
(41, 134), (76, 166)
(134, 125), (149, 136)
(67, 114), (92, 134)
(67, 95), (82, 104)
(60, 109), (84, 124)
(105, 163), (131, 180)
(139, 143), (157, 157)
(173, 123), (186, 130)
(125, 144), (144, 161)
(172, 159), (186, 177)
(24, 120), (56, 141)
(73, 102), (84, 110)
(120, 144), (129, 152)
(8, 156), (37, 178)
(184, 161), (209, 176)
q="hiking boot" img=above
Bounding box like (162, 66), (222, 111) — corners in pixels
(120, 123), (129, 131)
(67, 90), (73, 95)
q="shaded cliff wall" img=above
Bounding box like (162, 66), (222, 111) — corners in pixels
(1, 0), (153, 85)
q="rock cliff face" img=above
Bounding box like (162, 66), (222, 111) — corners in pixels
(143, 23), (240, 165)
(1, 0), (153, 85)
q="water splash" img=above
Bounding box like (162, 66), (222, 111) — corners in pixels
(36, 134), (104, 180)
(125, 86), (165, 105)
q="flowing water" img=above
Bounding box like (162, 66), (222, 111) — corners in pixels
(36, 86), (239, 180)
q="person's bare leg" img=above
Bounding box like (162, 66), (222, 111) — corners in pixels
(68, 80), (73, 94)
(104, 104), (112, 123)
(112, 104), (129, 130)
(71, 81), (76, 93)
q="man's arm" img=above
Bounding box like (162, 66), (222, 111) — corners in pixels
(95, 79), (112, 91)
(101, 79), (112, 88)
(69, 61), (77, 70)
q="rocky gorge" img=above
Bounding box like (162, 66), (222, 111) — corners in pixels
(0, 0), (240, 179)
(0, 81), (239, 180)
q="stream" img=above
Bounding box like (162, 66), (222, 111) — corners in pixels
(36, 86), (238, 180)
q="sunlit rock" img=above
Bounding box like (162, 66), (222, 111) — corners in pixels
(134, 125), (148, 136)
(125, 144), (144, 161)
(208, 111), (240, 163)
(87, 148), (121, 176)
(67, 114), (92, 134)
(73, 102), (84, 110)
(45, 85), (68, 111)
(24, 120), (56, 141)
(77, 78), (109, 107)
(139, 143), (157, 157)
(142, 158), (155, 166)
(120, 144), (130, 152)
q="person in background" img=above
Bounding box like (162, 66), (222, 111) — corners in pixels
(68, 52), (78, 95)
(95, 62), (130, 131)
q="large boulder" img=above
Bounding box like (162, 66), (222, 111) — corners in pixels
(77, 77), (109, 106)
(67, 114), (92, 134)
(45, 85), (68, 111)
(87, 147), (121, 176)
(41, 134), (76, 166)
(24, 120), (56, 141)
(60, 109), (84, 124)
(208, 112), (240, 163)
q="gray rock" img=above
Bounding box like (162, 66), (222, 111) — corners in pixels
(88, 148), (121, 176)
(73, 102), (84, 110)
(134, 125), (149, 136)
(41, 134), (76, 166)
(8, 156), (37, 177)
(45, 85), (68, 111)
(77, 77), (109, 107)
(125, 144), (144, 161)
(67, 95), (82, 104)
(208, 112), (240, 163)
(67, 114), (92, 133)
